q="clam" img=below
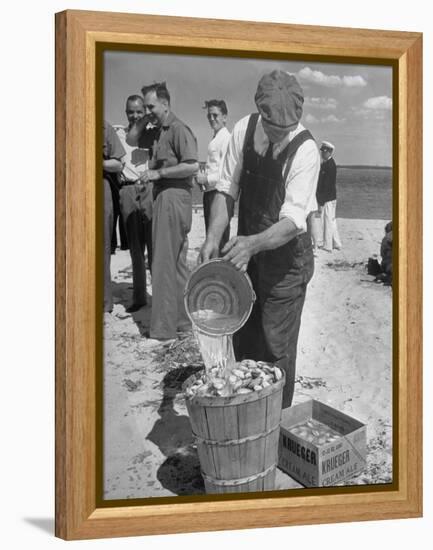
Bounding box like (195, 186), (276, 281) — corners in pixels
(232, 369), (245, 379)
(228, 375), (238, 385)
(237, 388), (252, 394)
(212, 378), (225, 390)
(273, 367), (283, 381)
(233, 380), (243, 390)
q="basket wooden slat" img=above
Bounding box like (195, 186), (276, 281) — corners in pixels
(184, 372), (284, 494)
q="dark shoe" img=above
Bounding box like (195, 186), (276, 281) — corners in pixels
(368, 257), (382, 276)
(126, 302), (146, 313)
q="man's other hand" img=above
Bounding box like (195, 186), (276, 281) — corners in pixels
(198, 239), (219, 265)
(221, 236), (255, 272)
(139, 170), (161, 183)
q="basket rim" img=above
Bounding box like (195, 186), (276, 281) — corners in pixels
(182, 369), (285, 406)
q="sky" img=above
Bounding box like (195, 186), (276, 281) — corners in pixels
(104, 50), (393, 166)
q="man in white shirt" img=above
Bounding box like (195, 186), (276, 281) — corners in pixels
(115, 95), (159, 313)
(196, 99), (232, 250)
(199, 70), (320, 408)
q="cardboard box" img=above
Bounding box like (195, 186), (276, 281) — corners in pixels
(278, 399), (367, 487)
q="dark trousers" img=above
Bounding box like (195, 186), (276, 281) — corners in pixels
(203, 190), (231, 252)
(150, 187), (192, 339)
(119, 186), (152, 306)
(233, 245), (314, 408)
(109, 178), (128, 251)
(103, 178), (114, 312)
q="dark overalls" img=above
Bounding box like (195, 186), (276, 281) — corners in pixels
(233, 114), (315, 408)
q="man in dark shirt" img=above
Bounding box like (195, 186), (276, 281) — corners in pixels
(128, 82), (199, 347)
(103, 121), (125, 313)
(315, 141), (342, 252)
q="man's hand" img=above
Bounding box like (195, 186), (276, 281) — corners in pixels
(221, 236), (256, 272)
(196, 172), (207, 186)
(139, 169), (161, 183)
(198, 239), (220, 265)
(196, 172), (215, 192)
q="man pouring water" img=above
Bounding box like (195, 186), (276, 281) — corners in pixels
(199, 70), (320, 408)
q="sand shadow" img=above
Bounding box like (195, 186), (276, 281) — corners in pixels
(156, 446), (205, 495)
(111, 280), (152, 336)
(146, 365), (205, 495)
(112, 280), (133, 309)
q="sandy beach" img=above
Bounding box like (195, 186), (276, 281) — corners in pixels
(103, 210), (392, 499)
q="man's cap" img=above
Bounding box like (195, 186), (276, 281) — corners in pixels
(320, 140), (335, 152)
(254, 70), (304, 129)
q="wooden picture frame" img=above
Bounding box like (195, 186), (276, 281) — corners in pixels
(55, 9), (422, 540)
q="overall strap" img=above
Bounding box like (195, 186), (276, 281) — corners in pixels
(242, 112), (260, 155)
(282, 129), (315, 182)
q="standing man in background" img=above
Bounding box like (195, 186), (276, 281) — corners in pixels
(109, 177), (128, 255)
(128, 82), (199, 347)
(315, 140), (342, 252)
(196, 99), (232, 251)
(103, 121), (125, 313)
(115, 94), (159, 313)
(199, 70), (320, 408)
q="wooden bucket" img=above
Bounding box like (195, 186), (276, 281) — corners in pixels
(183, 372), (285, 494)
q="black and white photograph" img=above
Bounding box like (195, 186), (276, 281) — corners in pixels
(102, 50), (393, 500)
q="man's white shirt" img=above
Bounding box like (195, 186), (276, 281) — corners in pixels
(216, 115), (320, 233)
(114, 125), (149, 182)
(204, 126), (231, 189)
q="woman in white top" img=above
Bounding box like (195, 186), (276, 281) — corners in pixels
(196, 99), (232, 251)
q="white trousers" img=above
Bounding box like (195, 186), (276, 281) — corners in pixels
(309, 200), (342, 250)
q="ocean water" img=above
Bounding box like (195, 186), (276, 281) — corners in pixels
(336, 167), (392, 220)
(192, 166), (393, 222)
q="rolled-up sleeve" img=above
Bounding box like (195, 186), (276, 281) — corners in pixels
(104, 122), (126, 160)
(279, 140), (320, 232)
(215, 116), (250, 199)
